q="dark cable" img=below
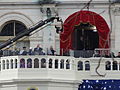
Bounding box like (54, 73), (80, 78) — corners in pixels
(95, 0), (114, 77)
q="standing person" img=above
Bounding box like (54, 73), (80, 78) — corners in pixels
(109, 52), (115, 58)
(12, 47), (20, 55)
(20, 47), (28, 55)
(34, 44), (43, 55)
(28, 47), (34, 55)
(93, 50), (100, 57)
(50, 46), (56, 55)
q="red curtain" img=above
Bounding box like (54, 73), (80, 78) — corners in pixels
(60, 10), (110, 54)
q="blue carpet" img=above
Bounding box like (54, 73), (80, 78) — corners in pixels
(79, 80), (120, 90)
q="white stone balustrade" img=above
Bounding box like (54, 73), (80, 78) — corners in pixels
(0, 55), (75, 70)
(1, 56), (120, 90)
(1, 56), (120, 83)
(0, 55), (78, 82)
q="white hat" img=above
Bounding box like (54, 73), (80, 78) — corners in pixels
(30, 47), (32, 49)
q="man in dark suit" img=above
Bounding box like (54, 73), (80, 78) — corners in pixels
(34, 44), (43, 55)
(50, 46), (56, 55)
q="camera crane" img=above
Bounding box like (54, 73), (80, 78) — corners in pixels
(0, 16), (62, 50)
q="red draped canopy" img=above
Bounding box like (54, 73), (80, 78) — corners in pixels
(60, 10), (110, 54)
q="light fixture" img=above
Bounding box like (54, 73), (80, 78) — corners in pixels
(75, 22), (97, 32)
(46, 8), (51, 18)
(54, 17), (63, 34)
(93, 26), (97, 32)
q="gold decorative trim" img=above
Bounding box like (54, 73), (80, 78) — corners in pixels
(27, 87), (38, 90)
(74, 22), (95, 27)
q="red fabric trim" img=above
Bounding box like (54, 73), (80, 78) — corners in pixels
(60, 10), (110, 54)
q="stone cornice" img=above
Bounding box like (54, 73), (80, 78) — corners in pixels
(0, 1), (111, 10)
(0, 1), (110, 6)
(0, 79), (81, 85)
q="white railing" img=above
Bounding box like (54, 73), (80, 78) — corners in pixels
(1, 56), (120, 80)
(1, 56), (120, 74)
(0, 55), (74, 71)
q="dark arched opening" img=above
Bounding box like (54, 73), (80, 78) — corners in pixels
(105, 61), (111, 70)
(72, 22), (99, 57)
(0, 20), (28, 36)
(73, 22), (99, 50)
(0, 20), (30, 50)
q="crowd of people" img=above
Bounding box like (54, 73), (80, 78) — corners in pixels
(1, 45), (120, 58)
(93, 51), (120, 58)
(0, 44), (56, 56)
